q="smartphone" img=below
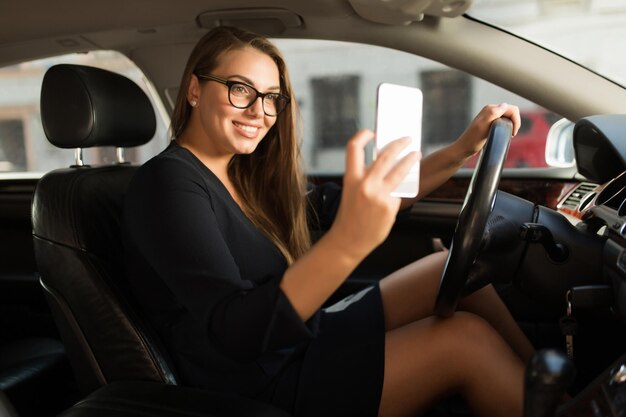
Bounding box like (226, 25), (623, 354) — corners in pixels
(375, 82), (423, 198)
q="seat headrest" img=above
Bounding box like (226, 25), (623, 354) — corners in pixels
(40, 64), (156, 149)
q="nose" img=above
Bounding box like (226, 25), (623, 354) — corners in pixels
(246, 96), (265, 117)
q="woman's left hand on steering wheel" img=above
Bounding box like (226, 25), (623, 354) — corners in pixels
(456, 103), (521, 158)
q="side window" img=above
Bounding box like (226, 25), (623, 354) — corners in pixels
(311, 75), (360, 148)
(310, 75), (360, 171)
(275, 39), (563, 174)
(421, 70), (471, 148)
(0, 119), (26, 171)
(0, 50), (169, 175)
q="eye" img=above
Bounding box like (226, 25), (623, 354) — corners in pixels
(231, 83), (252, 96)
(265, 93), (281, 103)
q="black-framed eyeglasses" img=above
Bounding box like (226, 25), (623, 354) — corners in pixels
(196, 74), (290, 117)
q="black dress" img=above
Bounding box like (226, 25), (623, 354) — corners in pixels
(122, 142), (385, 416)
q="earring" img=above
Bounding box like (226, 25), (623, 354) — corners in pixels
(190, 99), (198, 107)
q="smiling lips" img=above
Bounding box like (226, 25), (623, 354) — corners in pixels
(233, 121), (261, 138)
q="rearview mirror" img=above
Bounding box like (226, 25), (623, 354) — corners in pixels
(545, 118), (576, 168)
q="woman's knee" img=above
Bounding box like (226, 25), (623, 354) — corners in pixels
(435, 312), (509, 359)
(383, 314), (503, 393)
(388, 312), (505, 361)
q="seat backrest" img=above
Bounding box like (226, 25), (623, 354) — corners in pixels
(32, 64), (177, 395)
(0, 390), (18, 417)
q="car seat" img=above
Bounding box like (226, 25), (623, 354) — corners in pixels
(0, 337), (70, 416)
(32, 64), (177, 396)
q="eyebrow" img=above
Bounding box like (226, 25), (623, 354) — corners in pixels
(227, 74), (281, 91)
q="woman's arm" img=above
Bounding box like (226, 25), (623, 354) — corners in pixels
(400, 103), (521, 210)
(280, 104), (520, 321)
(281, 129), (418, 321)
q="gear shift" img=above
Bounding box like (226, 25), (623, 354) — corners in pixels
(524, 349), (575, 417)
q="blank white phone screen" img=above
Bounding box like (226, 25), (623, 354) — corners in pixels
(375, 83), (422, 198)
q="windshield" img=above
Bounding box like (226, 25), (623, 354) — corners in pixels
(467, 0), (626, 88)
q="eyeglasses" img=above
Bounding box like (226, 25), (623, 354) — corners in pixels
(196, 74), (290, 117)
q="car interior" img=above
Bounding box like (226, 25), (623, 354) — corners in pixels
(1, 1), (626, 416)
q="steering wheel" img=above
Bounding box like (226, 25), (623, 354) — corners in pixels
(434, 118), (513, 318)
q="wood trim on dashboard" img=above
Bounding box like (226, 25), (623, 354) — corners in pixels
(425, 177), (579, 210)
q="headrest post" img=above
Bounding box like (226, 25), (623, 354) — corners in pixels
(74, 148), (85, 167)
(116, 147), (126, 164)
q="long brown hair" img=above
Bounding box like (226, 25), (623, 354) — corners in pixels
(171, 26), (311, 264)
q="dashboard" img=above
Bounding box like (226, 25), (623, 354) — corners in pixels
(555, 116), (626, 324)
(552, 116), (626, 417)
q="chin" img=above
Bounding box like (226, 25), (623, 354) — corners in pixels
(234, 143), (260, 155)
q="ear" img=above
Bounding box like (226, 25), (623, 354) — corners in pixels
(187, 74), (200, 104)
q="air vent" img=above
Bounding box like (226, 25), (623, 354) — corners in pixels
(596, 170), (626, 209)
(560, 182), (598, 210)
(604, 186), (626, 211)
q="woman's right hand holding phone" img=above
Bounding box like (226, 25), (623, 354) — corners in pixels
(281, 129), (418, 320)
(329, 129), (419, 263)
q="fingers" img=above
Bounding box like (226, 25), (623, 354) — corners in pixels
(496, 103), (521, 136)
(369, 136), (412, 179)
(487, 103), (521, 136)
(346, 131), (417, 186)
(345, 129), (375, 179)
(372, 137), (419, 193)
(382, 150), (420, 191)
(345, 131), (419, 195)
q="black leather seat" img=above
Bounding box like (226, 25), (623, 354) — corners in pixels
(33, 64), (177, 395)
(0, 390), (18, 417)
(55, 381), (290, 417)
(0, 337), (70, 416)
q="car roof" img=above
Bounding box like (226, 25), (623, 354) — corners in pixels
(1, 0), (626, 120)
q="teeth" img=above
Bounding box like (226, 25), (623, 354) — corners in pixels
(234, 122), (258, 133)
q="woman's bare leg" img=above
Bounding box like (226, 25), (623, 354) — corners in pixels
(458, 282), (535, 362)
(379, 251), (534, 362)
(379, 312), (524, 417)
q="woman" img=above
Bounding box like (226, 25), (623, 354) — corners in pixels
(123, 26), (531, 417)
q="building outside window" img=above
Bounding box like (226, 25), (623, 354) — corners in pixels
(420, 70), (471, 148)
(311, 75), (360, 153)
(0, 119), (25, 171)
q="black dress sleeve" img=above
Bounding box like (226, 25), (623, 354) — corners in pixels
(123, 156), (317, 362)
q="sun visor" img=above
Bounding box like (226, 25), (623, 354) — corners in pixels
(197, 9), (302, 36)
